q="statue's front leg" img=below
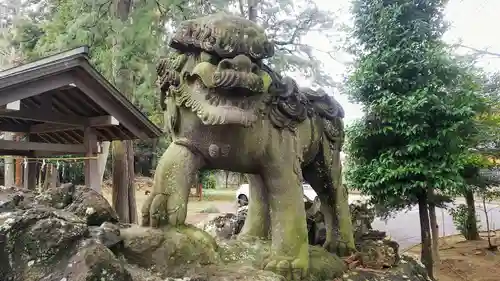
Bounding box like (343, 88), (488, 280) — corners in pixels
(262, 162), (309, 280)
(141, 143), (205, 227)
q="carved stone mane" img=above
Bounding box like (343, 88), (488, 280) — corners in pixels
(262, 65), (344, 139)
(169, 13), (274, 60)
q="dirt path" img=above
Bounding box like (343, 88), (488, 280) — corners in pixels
(102, 187), (237, 225)
(185, 200), (237, 224)
(408, 233), (500, 281)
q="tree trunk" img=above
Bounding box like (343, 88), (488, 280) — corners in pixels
(247, 0), (258, 22)
(428, 194), (440, 262)
(111, 141), (137, 223)
(110, 0), (136, 223)
(126, 140), (137, 222)
(225, 171), (229, 189)
(112, 141), (130, 222)
(464, 189), (480, 240)
(3, 132), (14, 187)
(418, 191), (434, 279)
(482, 196), (493, 249)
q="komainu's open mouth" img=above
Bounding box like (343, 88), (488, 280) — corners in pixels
(159, 53), (272, 127)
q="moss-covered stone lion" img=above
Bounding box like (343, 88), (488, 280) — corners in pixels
(141, 13), (355, 279)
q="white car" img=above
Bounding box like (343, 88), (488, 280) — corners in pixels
(236, 182), (318, 206)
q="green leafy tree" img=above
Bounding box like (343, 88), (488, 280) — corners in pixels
(345, 0), (481, 277)
(454, 70), (500, 240)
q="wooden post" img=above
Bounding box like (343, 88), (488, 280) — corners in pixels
(15, 157), (22, 187)
(42, 163), (57, 190)
(84, 127), (100, 193)
(23, 135), (37, 190)
(23, 160), (38, 190)
(3, 132), (14, 187)
(15, 135), (23, 187)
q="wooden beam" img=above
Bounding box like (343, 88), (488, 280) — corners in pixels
(33, 151), (82, 157)
(0, 47), (88, 79)
(0, 110), (86, 125)
(0, 150), (82, 157)
(28, 115), (118, 133)
(0, 113), (119, 133)
(0, 73), (74, 106)
(40, 92), (53, 112)
(73, 76), (148, 139)
(29, 123), (80, 134)
(0, 123), (30, 133)
(0, 139), (85, 153)
(0, 150), (32, 157)
(89, 115), (119, 126)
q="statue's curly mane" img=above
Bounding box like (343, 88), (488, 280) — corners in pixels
(260, 64), (344, 141)
(169, 13), (274, 60)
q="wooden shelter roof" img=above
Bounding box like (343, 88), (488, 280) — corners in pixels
(0, 46), (162, 146)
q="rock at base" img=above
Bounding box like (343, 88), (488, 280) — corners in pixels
(64, 239), (133, 281)
(0, 185), (434, 281)
(358, 239), (399, 269)
(120, 224), (220, 278)
(36, 183), (119, 226)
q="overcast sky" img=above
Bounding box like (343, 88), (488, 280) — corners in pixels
(296, 0), (500, 125)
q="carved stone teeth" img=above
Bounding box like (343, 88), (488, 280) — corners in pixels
(197, 108), (204, 115)
(195, 101), (203, 110)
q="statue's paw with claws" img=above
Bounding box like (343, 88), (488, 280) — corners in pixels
(263, 256), (309, 280)
(140, 143), (203, 228)
(141, 192), (188, 228)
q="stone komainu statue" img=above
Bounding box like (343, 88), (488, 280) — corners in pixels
(141, 13), (355, 279)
